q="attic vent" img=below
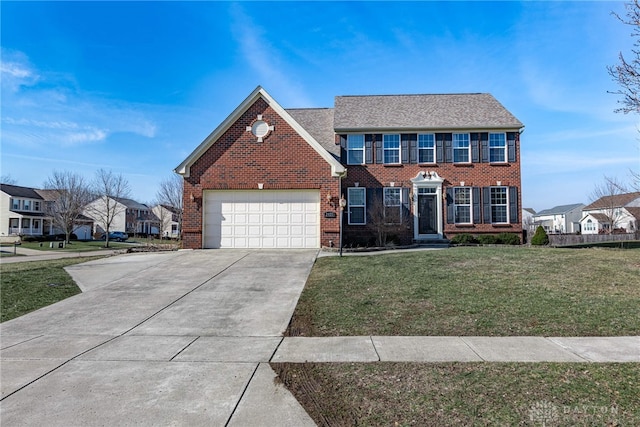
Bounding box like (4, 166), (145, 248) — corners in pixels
(246, 114), (274, 142)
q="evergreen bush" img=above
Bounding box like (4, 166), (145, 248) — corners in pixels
(531, 226), (549, 246)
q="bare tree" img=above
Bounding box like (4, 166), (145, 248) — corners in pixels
(590, 176), (629, 233)
(609, 0), (640, 114)
(155, 174), (183, 240)
(87, 169), (131, 247)
(0, 174), (17, 185)
(42, 171), (92, 244)
(366, 192), (411, 247)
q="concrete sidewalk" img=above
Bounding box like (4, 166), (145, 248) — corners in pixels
(0, 246), (124, 263)
(271, 335), (640, 363)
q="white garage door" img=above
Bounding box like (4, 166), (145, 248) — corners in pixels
(203, 190), (320, 249)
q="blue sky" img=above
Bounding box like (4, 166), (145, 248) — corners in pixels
(2, 1), (639, 211)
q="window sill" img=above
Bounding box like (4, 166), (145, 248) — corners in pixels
(417, 163), (437, 166)
(492, 223), (514, 228)
(489, 162), (511, 167)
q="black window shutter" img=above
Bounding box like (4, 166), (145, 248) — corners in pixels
(365, 135), (373, 164)
(507, 132), (517, 162)
(471, 133), (480, 163)
(339, 135), (347, 164)
(473, 187), (481, 224)
(509, 186), (519, 223)
(375, 136), (383, 164)
(436, 134), (444, 163)
(446, 187), (454, 224)
(444, 134), (452, 163)
(408, 134), (417, 163)
(482, 187), (491, 224)
(481, 138), (489, 163)
(401, 134), (410, 164)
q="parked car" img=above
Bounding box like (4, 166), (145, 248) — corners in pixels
(100, 231), (129, 242)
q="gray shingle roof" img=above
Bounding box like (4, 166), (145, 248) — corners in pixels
(286, 108), (339, 159)
(0, 184), (43, 199)
(333, 93), (523, 131)
(536, 203), (585, 216)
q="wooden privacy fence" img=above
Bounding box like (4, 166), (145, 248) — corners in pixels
(549, 232), (640, 246)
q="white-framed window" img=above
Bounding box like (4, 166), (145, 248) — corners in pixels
(22, 218), (31, 229)
(347, 134), (365, 165)
(453, 187), (472, 224)
(33, 219), (41, 230)
(23, 200), (31, 210)
(348, 187), (366, 225)
(418, 134), (435, 163)
(489, 133), (507, 163)
(490, 187), (508, 223)
(34, 201), (41, 211)
(383, 187), (402, 224)
(453, 133), (470, 163)
(383, 134), (401, 164)
(11, 198), (20, 210)
(584, 219), (595, 231)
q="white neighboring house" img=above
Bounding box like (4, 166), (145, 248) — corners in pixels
(84, 197), (160, 237)
(152, 204), (181, 238)
(580, 192), (640, 234)
(0, 183), (94, 238)
(532, 203), (585, 234)
(1, 184), (46, 236)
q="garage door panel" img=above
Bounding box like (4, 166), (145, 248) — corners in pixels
(204, 190), (320, 249)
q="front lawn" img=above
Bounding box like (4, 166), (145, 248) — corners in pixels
(0, 257), (104, 322)
(272, 362), (640, 426)
(289, 247), (640, 336)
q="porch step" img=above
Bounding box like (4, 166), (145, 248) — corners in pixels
(413, 239), (450, 249)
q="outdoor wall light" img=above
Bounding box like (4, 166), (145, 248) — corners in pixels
(190, 193), (195, 202)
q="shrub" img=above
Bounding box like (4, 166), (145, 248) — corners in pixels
(21, 235), (39, 242)
(450, 233), (477, 245)
(531, 226), (549, 246)
(477, 234), (498, 245)
(497, 233), (521, 245)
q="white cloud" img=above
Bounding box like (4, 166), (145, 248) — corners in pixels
(228, 3), (313, 107)
(0, 49), (157, 148)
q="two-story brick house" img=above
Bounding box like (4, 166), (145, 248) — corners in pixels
(176, 86), (524, 249)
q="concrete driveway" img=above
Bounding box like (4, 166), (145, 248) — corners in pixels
(0, 250), (317, 426)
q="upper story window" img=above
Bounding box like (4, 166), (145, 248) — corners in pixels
(490, 187), (509, 223)
(347, 187), (366, 225)
(453, 133), (470, 163)
(453, 187), (472, 224)
(489, 133), (507, 163)
(418, 134), (435, 163)
(23, 200), (31, 210)
(383, 187), (402, 224)
(11, 198), (20, 210)
(347, 134), (365, 165)
(33, 201), (41, 211)
(383, 134), (400, 164)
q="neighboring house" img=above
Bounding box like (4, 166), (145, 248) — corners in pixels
(522, 207), (536, 240)
(84, 197), (160, 236)
(176, 86), (524, 249)
(35, 189), (94, 240)
(152, 204), (181, 238)
(0, 183), (94, 238)
(1, 184), (47, 236)
(580, 192), (640, 234)
(532, 203), (585, 234)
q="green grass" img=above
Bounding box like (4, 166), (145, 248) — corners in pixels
(273, 362), (640, 426)
(0, 256), (104, 322)
(289, 247), (640, 336)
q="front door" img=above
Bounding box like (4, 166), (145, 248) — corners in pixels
(418, 194), (438, 235)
